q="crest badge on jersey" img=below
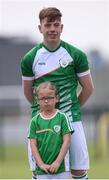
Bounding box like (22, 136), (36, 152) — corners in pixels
(54, 125), (61, 133)
(59, 58), (73, 68)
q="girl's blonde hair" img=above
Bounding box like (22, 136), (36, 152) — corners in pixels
(34, 81), (58, 97)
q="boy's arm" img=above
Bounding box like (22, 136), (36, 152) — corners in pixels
(78, 73), (94, 106)
(22, 80), (34, 104)
(49, 133), (71, 173)
(30, 138), (50, 173)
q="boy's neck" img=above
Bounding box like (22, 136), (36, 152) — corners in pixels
(43, 40), (61, 51)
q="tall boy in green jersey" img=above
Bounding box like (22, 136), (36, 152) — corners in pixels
(28, 82), (74, 179)
(21, 7), (94, 179)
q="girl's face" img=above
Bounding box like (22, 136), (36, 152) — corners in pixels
(37, 87), (58, 111)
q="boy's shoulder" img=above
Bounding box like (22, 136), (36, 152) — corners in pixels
(61, 40), (87, 59)
(23, 43), (42, 58)
(21, 43), (44, 65)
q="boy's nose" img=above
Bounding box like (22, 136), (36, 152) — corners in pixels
(50, 25), (55, 31)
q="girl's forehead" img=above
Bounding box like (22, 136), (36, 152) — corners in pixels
(38, 88), (55, 94)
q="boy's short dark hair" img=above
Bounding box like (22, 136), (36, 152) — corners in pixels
(39, 7), (62, 22)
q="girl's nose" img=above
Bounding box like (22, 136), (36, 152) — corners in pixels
(44, 99), (49, 103)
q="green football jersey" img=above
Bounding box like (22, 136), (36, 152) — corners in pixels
(21, 40), (89, 121)
(28, 110), (74, 175)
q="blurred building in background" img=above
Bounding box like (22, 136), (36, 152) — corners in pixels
(0, 36), (109, 158)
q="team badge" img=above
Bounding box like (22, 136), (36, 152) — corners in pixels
(54, 125), (61, 133)
(59, 58), (73, 68)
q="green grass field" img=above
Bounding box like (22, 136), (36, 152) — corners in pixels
(0, 145), (109, 179)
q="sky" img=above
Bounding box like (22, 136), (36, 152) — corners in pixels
(0, 0), (109, 57)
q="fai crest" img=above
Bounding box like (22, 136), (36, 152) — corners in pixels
(59, 58), (73, 68)
(54, 125), (61, 133)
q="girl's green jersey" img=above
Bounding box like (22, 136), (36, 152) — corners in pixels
(21, 40), (89, 121)
(28, 110), (74, 175)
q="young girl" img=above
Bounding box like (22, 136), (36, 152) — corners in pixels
(28, 82), (74, 179)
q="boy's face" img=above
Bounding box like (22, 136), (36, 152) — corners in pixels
(37, 88), (58, 111)
(38, 17), (63, 45)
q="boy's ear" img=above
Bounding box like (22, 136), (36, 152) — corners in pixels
(61, 24), (63, 32)
(56, 95), (59, 103)
(38, 25), (42, 33)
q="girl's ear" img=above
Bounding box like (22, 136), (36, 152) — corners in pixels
(34, 94), (40, 104)
(33, 88), (38, 103)
(36, 97), (40, 104)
